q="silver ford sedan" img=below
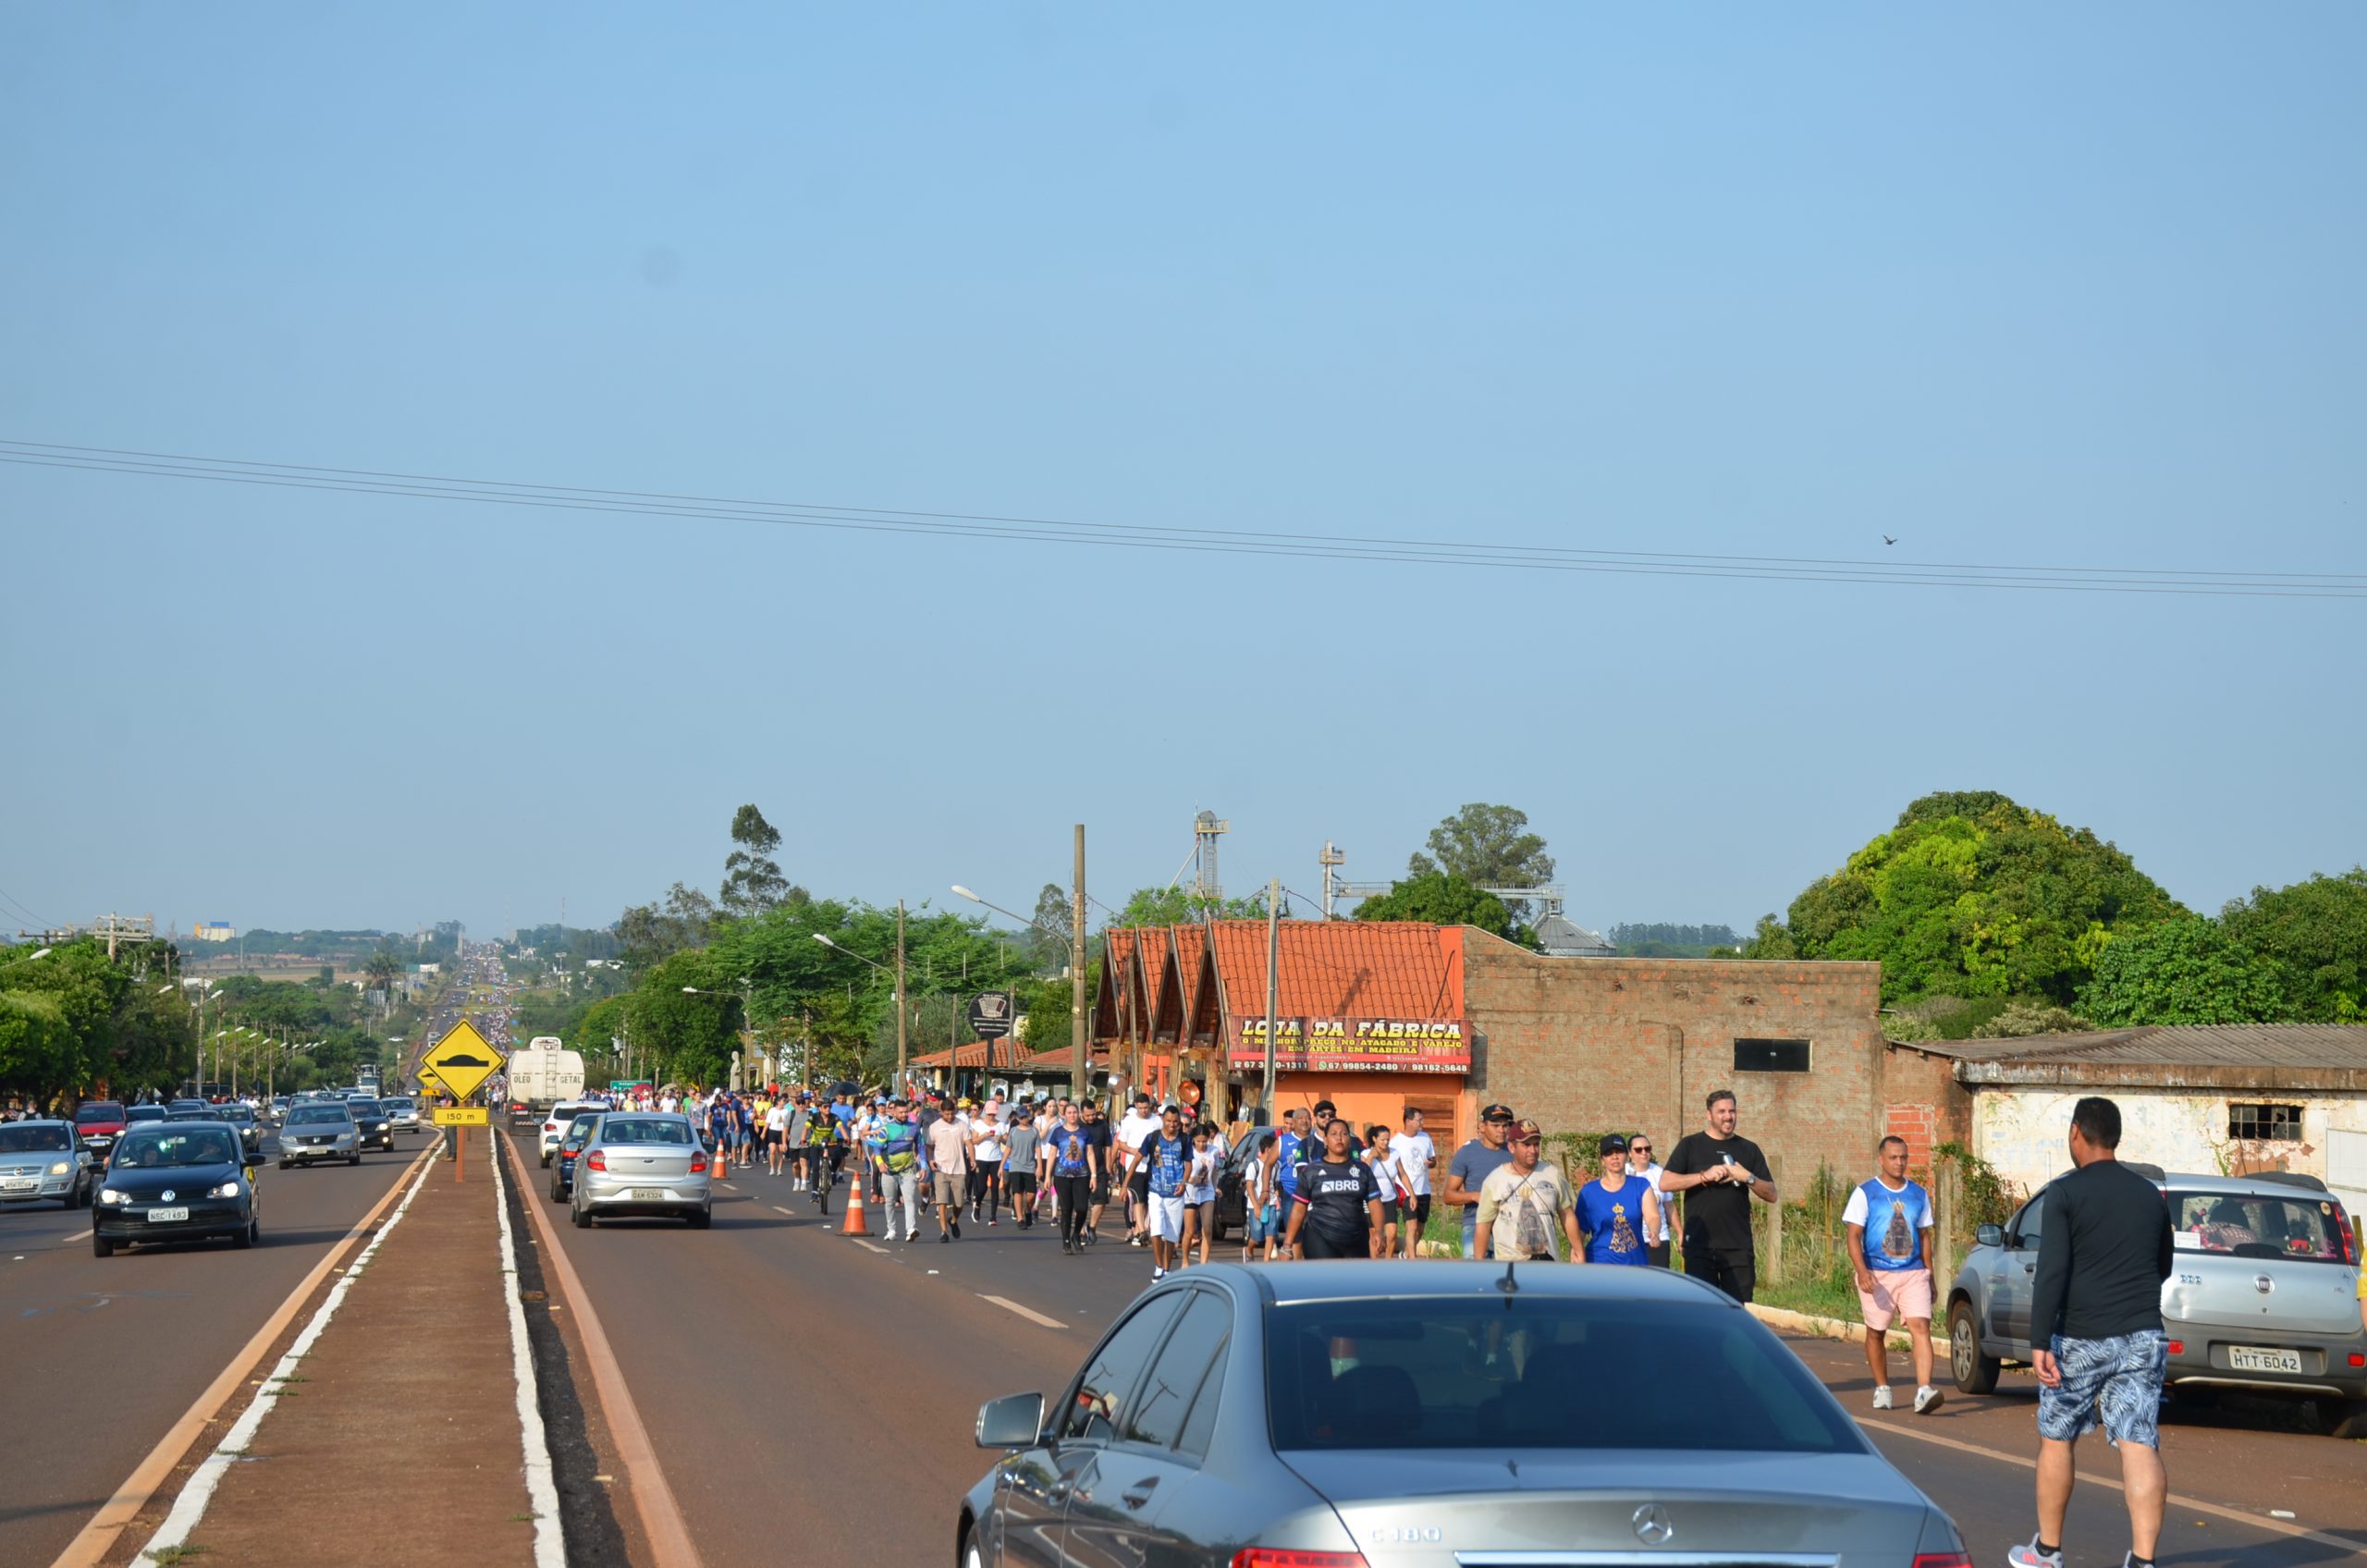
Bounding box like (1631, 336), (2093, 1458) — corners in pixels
(570, 1112), (712, 1229)
(960, 1262), (1968, 1568)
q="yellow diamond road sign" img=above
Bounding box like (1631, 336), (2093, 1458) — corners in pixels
(424, 1021), (505, 1104)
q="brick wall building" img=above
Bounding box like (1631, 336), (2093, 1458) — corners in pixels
(1461, 931), (1888, 1187)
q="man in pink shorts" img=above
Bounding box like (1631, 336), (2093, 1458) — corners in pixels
(1845, 1135), (1943, 1415)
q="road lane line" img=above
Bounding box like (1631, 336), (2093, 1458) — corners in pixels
(507, 1132), (702, 1568)
(980, 1294), (1066, 1329)
(856, 1239), (889, 1255)
(46, 1145), (434, 1568)
(488, 1127), (566, 1568)
(1851, 1411), (2360, 1552)
(60, 1229), (92, 1242)
(773, 1206), (797, 1215)
(136, 1147), (441, 1562)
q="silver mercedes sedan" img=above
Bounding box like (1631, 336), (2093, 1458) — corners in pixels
(960, 1261), (1968, 1568)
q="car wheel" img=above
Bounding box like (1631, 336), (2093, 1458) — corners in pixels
(1948, 1300), (2000, 1395)
(2318, 1396), (2367, 1440)
(349, 1155), (362, 1166)
(549, 1178), (563, 1203)
(235, 1218), (256, 1249)
(689, 1207), (712, 1230)
(962, 1521), (984, 1568)
(571, 1199), (591, 1229)
(540, 1153), (551, 1168)
(278, 1159), (291, 1170)
(93, 1231), (114, 1258)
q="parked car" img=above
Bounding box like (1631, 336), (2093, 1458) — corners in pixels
(278, 1102), (362, 1168)
(1948, 1169), (2366, 1437)
(541, 1100), (607, 1166)
(94, 1122), (260, 1255)
(960, 1262), (1969, 1568)
(570, 1112), (713, 1229)
(0, 1119), (95, 1207)
(347, 1098), (396, 1152)
(548, 1110), (604, 1203)
(72, 1100), (129, 1162)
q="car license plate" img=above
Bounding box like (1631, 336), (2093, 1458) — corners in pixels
(629, 1187), (668, 1202)
(3, 1178), (36, 1193)
(2228, 1345), (2303, 1374)
(147, 1207), (190, 1222)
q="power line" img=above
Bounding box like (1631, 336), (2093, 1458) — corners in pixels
(4, 438), (2360, 599)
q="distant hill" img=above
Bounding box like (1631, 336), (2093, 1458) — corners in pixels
(1609, 922), (1742, 958)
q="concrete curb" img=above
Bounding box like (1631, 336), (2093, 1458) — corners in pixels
(1748, 1301), (1952, 1356)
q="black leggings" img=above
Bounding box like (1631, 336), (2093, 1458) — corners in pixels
(1056, 1173), (1093, 1243)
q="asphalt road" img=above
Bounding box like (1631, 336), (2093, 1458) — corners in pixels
(0, 1130), (426, 1568)
(518, 1134), (2366, 1568)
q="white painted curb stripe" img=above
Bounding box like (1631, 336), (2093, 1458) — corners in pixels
(489, 1125), (567, 1568)
(139, 1151), (438, 1557)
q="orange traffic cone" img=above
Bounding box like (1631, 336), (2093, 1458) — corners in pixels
(840, 1171), (871, 1237)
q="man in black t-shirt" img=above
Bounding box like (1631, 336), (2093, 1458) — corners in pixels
(1282, 1117), (1383, 1259)
(1659, 1087), (1776, 1302)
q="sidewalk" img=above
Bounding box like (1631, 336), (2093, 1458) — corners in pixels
(121, 1136), (554, 1567)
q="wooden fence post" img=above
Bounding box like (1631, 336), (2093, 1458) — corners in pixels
(1933, 1157), (1959, 1292)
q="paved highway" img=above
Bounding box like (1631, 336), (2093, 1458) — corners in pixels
(0, 1133), (426, 1567)
(505, 1126), (2366, 1568)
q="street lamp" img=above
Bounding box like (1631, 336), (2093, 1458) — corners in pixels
(4, 946), (55, 966)
(815, 922), (914, 1094)
(168, 980), (222, 1098)
(954, 841), (1092, 1105)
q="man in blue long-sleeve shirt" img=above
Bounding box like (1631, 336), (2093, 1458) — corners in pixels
(2008, 1096), (2175, 1568)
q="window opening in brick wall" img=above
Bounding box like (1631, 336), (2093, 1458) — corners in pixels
(1734, 1038), (1811, 1073)
(2226, 1103), (2304, 1142)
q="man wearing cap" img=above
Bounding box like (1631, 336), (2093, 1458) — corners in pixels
(1576, 1133), (1662, 1267)
(1441, 1104), (1517, 1259)
(1475, 1119), (1581, 1263)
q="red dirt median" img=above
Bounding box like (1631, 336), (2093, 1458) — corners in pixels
(150, 1140), (547, 1567)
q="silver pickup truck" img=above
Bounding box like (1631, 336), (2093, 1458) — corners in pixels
(1945, 1168), (2366, 1438)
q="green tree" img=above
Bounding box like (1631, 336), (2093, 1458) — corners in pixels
(617, 882), (719, 970)
(1110, 885), (1269, 926)
(1353, 872), (1527, 944)
(2079, 916), (2292, 1025)
(720, 803), (803, 917)
(2218, 868), (2367, 1022)
(1408, 802), (1555, 894)
(1747, 791), (2185, 1004)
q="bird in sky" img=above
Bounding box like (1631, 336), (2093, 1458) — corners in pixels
(1882, 535), (1897, 545)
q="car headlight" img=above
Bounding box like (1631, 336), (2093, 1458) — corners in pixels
(209, 1181), (243, 1199)
(100, 1189), (127, 1205)
(49, 1159), (72, 1175)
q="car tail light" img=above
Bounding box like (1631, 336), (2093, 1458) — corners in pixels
(690, 1154), (709, 1174)
(586, 1152), (607, 1171)
(2349, 1354), (2364, 1369)
(2166, 1340), (2184, 1355)
(1912, 1556), (1973, 1568)
(1230, 1553), (1369, 1568)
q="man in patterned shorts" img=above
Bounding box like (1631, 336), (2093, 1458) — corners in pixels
(2007, 1096), (2175, 1568)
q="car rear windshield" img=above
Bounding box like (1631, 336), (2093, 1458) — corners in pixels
(2169, 1190), (2355, 1265)
(167, 1109), (224, 1121)
(287, 1107), (353, 1126)
(1265, 1295), (1863, 1454)
(600, 1118), (692, 1146)
(349, 1101), (384, 1116)
(115, 1130), (239, 1167)
(0, 1125), (71, 1152)
(76, 1103), (126, 1123)
(383, 1098), (414, 1109)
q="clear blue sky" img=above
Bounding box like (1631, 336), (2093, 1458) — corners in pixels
(4, 6), (2361, 943)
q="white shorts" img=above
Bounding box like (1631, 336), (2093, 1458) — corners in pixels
(1147, 1192), (1188, 1242)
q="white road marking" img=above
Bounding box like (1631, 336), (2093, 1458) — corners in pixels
(137, 1149), (438, 1561)
(488, 1129), (566, 1568)
(772, 1206), (797, 1216)
(980, 1294), (1066, 1329)
(855, 1240), (889, 1255)
(62, 1230), (92, 1243)
(721, 1182), (738, 1190)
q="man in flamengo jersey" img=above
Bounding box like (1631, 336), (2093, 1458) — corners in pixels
(1134, 1104), (1194, 1281)
(1283, 1115), (1385, 1259)
(1044, 1103), (1101, 1255)
(1576, 1133), (1662, 1266)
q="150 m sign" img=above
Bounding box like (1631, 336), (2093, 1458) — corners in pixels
(1226, 1017), (1472, 1072)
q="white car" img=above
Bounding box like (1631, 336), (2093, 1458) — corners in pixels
(540, 1101), (607, 1166)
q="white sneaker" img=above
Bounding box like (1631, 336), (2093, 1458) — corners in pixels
(2005, 1537), (2063, 1568)
(1914, 1385), (1944, 1415)
(1870, 1385), (1894, 1411)
(1151, 1267), (1167, 1281)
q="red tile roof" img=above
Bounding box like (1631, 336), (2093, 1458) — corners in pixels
(909, 1038), (1038, 1071)
(1100, 920), (1465, 1039)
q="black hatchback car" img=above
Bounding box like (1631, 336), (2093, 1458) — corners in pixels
(169, 1104), (262, 1162)
(95, 1122), (259, 1256)
(347, 1098), (396, 1152)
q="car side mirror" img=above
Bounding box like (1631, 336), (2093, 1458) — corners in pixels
(975, 1390), (1046, 1450)
(1976, 1223), (2004, 1247)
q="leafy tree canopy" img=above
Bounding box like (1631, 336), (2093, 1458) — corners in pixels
(1110, 885), (1269, 926)
(1610, 922), (1742, 957)
(2218, 867), (2367, 1023)
(1408, 802), (1555, 896)
(2079, 915), (2291, 1026)
(1355, 872), (1527, 945)
(1746, 790), (2185, 1004)
(721, 802), (803, 917)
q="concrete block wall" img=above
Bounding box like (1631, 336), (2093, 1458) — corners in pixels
(1460, 933), (1887, 1192)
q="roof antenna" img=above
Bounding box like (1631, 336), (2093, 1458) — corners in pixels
(1496, 1258), (1518, 1297)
